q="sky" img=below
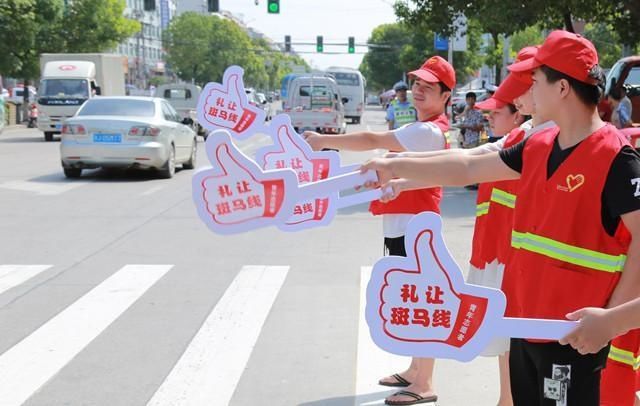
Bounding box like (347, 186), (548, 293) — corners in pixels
(219, 0), (398, 70)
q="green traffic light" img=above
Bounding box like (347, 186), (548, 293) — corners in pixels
(268, 3), (279, 13)
(348, 47), (355, 54)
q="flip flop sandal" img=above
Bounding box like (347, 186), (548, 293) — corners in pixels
(378, 373), (412, 388)
(385, 390), (438, 405)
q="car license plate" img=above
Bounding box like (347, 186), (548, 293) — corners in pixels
(55, 123), (62, 130)
(93, 133), (122, 143)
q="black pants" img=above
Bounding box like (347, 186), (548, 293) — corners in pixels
(384, 236), (406, 257)
(509, 338), (610, 406)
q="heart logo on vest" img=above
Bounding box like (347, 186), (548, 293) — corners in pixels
(566, 174), (585, 192)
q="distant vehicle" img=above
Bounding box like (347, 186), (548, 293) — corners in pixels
(280, 73), (300, 109)
(326, 67), (366, 124)
(245, 88), (271, 120)
(8, 85), (37, 104)
(283, 75), (347, 134)
(154, 83), (206, 138)
(37, 53), (126, 142)
(601, 56), (640, 124)
(366, 94), (380, 105)
(60, 97), (197, 179)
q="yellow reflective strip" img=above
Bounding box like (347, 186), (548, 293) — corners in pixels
(608, 346), (640, 370)
(490, 188), (516, 208)
(476, 202), (489, 217)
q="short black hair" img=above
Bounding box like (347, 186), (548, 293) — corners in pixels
(506, 103), (529, 125)
(539, 65), (605, 106)
(438, 82), (451, 106)
(466, 92), (477, 100)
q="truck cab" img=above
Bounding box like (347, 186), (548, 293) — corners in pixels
(284, 76), (347, 134)
(154, 83), (206, 138)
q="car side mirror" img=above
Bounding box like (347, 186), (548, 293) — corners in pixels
(342, 97), (349, 104)
(182, 117), (194, 126)
(262, 100), (267, 105)
(94, 86), (102, 96)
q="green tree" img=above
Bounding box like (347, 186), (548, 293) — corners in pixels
(61, 0), (139, 53)
(359, 23), (412, 91)
(509, 25), (545, 58)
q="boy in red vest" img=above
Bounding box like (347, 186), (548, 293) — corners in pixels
(361, 31), (640, 406)
(304, 56), (454, 405)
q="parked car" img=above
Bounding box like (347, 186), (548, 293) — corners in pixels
(8, 85), (37, 104)
(60, 97), (197, 179)
(246, 88), (271, 120)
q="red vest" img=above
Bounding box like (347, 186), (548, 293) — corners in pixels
(369, 114), (449, 215)
(470, 128), (526, 270)
(601, 329), (640, 406)
(505, 124), (631, 320)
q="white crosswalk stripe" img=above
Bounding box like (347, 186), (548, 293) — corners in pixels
(0, 264), (172, 406)
(0, 179), (92, 196)
(0, 265), (52, 296)
(147, 265), (289, 406)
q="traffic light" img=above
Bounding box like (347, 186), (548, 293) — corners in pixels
(267, 0), (280, 14)
(348, 36), (355, 54)
(207, 0), (219, 12)
(316, 36), (323, 53)
(284, 35), (291, 52)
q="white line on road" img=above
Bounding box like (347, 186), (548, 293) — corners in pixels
(0, 179), (92, 196)
(140, 185), (165, 196)
(0, 265), (52, 296)
(147, 265), (289, 406)
(0, 264), (172, 406)
(354, 266), (408, 406)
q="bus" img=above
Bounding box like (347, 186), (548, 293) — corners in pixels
(326, 67), (366, 124)
(280, 73), (300, 110)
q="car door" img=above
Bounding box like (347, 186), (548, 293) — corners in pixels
(162, 101), (191, 161)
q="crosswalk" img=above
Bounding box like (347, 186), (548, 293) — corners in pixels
(0, 264), (407, 406)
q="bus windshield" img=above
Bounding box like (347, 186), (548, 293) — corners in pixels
(329, 72), (360, 86)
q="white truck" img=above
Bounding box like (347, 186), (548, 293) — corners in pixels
(326, 67), (366, 124)
(283, 75), (347, 134)
(154, 83), (207, 138)
(37, 53), (125, 141)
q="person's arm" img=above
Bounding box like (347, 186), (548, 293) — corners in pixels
(604, 210), (640, 309)
(361, 150), (520, 192)
(560, 298), (640, 354)
(400, 137), (505, 159)
(618, 104), (632, 128)
(303, 129), (404, 152)
(385, 104), (395, 130)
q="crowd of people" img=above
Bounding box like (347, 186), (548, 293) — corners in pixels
(305, 30), (640, 406)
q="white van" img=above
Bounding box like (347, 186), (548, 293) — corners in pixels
(284, 75), (347, 134)
(154, 83), (206, 138)
(326, 67), (366, 124)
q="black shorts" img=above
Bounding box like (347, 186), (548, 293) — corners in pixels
(509, 338), (610, 406)
(384, 236), (406, 257)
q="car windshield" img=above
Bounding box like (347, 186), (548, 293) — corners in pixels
(299, 85), (333, 107)
(40, 79), (88, 98)
(625, 67), (640, 86)
(329, 72), (360, 86)
(78, 99), (155, 117)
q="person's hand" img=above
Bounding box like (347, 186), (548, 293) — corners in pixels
(378, 178), (411, 202)
(383, 152), (405, 159)
(360, 158), (394, 189)
(302, 130), (324, 151)
(559, 307), (617, 354)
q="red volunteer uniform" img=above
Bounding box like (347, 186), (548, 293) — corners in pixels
(470, 127), (526, 270)
(506, 124), (631, 322)
(369, 114), (450, 216)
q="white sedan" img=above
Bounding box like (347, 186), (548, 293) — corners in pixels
(60, 97), (197, 179)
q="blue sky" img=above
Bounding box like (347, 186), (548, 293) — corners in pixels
(220, 0), (398, 70)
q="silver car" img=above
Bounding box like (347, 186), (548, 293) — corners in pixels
(60, 97), (197, 179)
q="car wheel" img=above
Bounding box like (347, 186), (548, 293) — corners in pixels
(183, 140), (197, 170)
(45, 132), (54, 142)
(63, 167), (82, 178)
(158, 145), (176, 179)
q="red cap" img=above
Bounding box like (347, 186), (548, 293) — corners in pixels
(475, 46), (538, 111)
(508, 30), (598, 84)
(409, 56), (456, 90)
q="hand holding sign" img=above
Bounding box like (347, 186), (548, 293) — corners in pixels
(192, 131), (297, 234)
(366, 212), (578, 362)
(196, 66), (266, 139)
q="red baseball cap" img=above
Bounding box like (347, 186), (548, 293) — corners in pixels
(409, 56), (456, 90)
(508, 30), (598, 84)
(475, 46), (539, 111)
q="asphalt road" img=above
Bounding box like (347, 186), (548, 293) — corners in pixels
(0, 106), (499, 406)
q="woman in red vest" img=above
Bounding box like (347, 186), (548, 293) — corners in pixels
(361, 31), (640, 406)
(304, 57), (454, 405)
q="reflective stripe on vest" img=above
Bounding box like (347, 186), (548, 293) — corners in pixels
(608, 345), (640, 370)
(391, 101), (416, 127)
(490, 188), (516, 209)
(476, 202), (489, 217)
(511, 231), (627, 273)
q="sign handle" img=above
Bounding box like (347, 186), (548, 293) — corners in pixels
(498, 317), (578, 340)
(299, 170), (377, 199)
(336, 189), (383, 209)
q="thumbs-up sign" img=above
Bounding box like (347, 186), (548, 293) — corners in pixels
(196, 66), (266, 139)
(366, 212), (507, 362)
(192, 130), (298, 234)
(256, 115), (342, 230)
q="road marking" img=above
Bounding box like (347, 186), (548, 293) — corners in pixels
(0, 265), (52, 296)
(0, 179), (91, 196)
(0, 264), (172, 406)
(140, 185), (165, 196)
(147, 265), (289, 406)
(354, 266), (407, 406)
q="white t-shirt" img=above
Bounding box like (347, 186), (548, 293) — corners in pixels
(473, 119), (555, 153)
(383, 121), (446, 238)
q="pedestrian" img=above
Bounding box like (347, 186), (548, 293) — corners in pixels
(361, 30), (640, 406)
(386, 81), (417, 130)
(304, 56), (455, 406)
(27, 103), (37, 128)
(609, 87), (633, 129)
(458, 92), (485, 148)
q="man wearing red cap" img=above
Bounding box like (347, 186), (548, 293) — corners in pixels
(304, 56), (454, 406)
(360, 30), (640, 406)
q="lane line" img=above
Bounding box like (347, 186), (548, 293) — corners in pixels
(140, 185), (165, 196)
(354, 266), (408, 406)
(0, 179), (92, 196)
(147, 265), (289, 406)
(0, 265), (52, 296)
(0, 264), (172, 406)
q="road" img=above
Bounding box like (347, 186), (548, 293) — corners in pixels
(0, 106), (498, 406)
